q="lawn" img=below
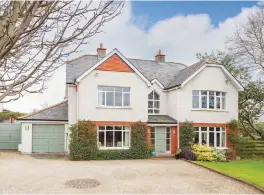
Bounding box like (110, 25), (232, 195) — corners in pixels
(197, 159), (264, 189)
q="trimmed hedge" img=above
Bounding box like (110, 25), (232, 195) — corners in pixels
(69, 121), (149, 160)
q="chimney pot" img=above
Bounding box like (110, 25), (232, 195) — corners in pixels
(155, 49), (165, 62)
(97, 43), (106, 58)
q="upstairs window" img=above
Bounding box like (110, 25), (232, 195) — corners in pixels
(148, 91), (160, 114)
(98, 86), (130, 107)
(192, 90), (226, 110)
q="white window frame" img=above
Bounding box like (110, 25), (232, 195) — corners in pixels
(97, 125), (131, 149)
(148, 90), (160, 114)
(194, 127), (226, 149)
(192, 90), (227, 111)
(97, 86), (131, 107)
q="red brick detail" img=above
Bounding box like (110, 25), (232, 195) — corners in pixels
(96, 54), (134, 72)
(171, 126), (178, 154)
(147, 126), (151, 146)
(92, 121), (136, 126)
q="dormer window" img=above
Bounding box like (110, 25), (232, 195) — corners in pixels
(148, 91), (160, 114)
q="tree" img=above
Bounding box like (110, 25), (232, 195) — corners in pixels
(197, 51), (264, 139)
(0, 1), (124, 102)
(227, 8), (264, 75)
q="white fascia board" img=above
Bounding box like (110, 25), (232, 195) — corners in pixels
(76, 49), (151, 87)
(151, 79), (164, 89)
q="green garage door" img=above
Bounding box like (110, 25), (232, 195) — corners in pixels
(32, 124), (65, 153)
(0, 124), (21, 149)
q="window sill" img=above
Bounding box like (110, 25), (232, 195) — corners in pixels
(191, 109), (228, 112)
(96, 106), (132, 109)
(215, 147), (228, 150)
(98, 147), (130, 150)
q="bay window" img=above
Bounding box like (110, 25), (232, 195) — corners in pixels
(192, 90), (226, 110)
(98, 126), (130, 149)
(98, 86), (130, 107)
(194, 127), (226, 148)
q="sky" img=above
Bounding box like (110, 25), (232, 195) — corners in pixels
(4, 1), (263, 113)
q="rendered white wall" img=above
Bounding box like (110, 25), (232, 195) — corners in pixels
(78, 70), (149, 122)
(21, 123), (32, 154)
(68, 85), (77, 124)
(0, 103), (3, 112)
(177, 66), (238, 123)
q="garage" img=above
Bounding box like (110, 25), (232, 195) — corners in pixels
(0, 124), (21, 149)
(32, 124), (65, 153)
(18, 101), (68, 154)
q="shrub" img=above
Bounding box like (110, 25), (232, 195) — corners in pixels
(69, 120), (149, 160)
(192, 144), (216, 161)
(175, 147), (196, 161)
(69, 121), (97, 160)
(215, 149), (227, 162)
(180, 121), (196, 147)
(130, 122), (149, 159)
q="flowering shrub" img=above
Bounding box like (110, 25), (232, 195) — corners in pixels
(215, 149), (227, 162)
(192, 144), (216, 161)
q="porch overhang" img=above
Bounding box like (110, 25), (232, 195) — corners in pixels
(148, 115), (177, 125)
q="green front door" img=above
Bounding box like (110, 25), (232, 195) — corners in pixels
(32, 124), (65, 153)
(155, 127), (166, 153)
(0, 124), (21, 149)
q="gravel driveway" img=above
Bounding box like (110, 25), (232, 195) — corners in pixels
(0, 151), (261, 194)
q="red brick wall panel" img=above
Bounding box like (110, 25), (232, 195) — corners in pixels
(96, 54), (134, 72)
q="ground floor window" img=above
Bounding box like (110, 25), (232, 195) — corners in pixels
(97, 126), (130, 149)
(194, 127), (226, 148)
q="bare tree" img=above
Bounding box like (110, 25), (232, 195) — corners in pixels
(228, 7), (264, 75)
(0, 1), (124, 102)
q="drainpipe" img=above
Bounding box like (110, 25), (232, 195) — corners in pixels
(177, 89), (180, 148)
(75, 83), (79, 122)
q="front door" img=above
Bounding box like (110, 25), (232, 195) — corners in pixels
(155, 127), (166, 153)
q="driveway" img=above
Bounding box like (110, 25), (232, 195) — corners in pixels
(0, 151), (261, 194)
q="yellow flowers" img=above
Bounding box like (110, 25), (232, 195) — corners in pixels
(192, 144), (217, 161)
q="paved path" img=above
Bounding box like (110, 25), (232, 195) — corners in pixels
(0, 151), (261, 194)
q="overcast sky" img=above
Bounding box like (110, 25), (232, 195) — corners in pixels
(5, 1), (261, 113)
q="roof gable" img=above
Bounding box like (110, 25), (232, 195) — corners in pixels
(96, 54), (134, 72)
(76, 49), (151, 86)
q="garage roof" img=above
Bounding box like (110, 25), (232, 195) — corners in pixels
(18, 101), (68, 121)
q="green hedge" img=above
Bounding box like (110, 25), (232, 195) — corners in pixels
(69, 121), (149, 160)
(0, 112), (26, 120)
(180, 121), (195, 147)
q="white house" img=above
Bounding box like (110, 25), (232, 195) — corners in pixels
(18, 44), (243, 154)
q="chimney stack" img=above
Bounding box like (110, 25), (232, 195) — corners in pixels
(155, 49), (165, 62)
(97, 43), (106, 58)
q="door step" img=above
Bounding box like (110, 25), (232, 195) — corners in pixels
(151, 154), (175, 159)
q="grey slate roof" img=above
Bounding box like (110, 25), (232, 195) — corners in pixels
(18, 101), (68, 121)
(66, 51), (208, 89)
(148, 115), (177, 124)
(167, 60), (207, 89)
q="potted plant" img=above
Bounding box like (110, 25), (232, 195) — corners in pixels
(149, 145), (156, 156)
